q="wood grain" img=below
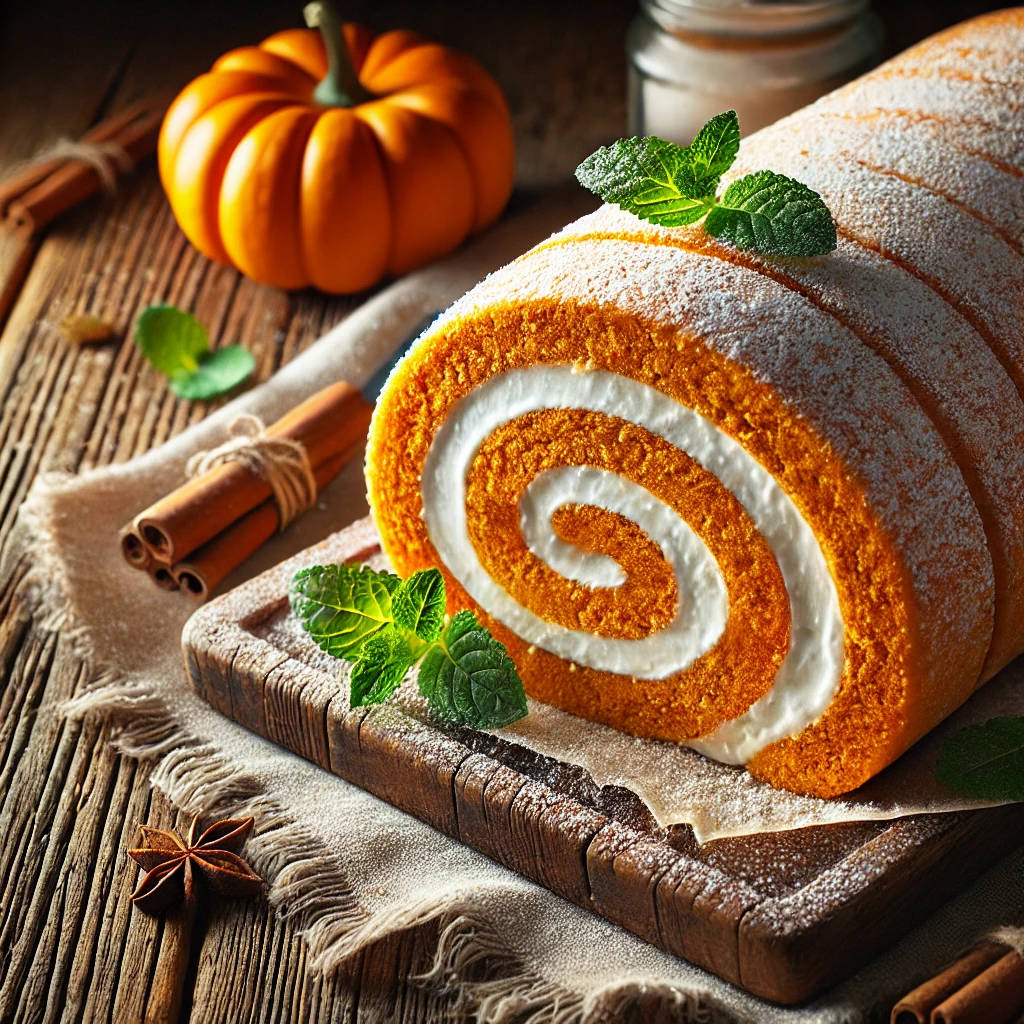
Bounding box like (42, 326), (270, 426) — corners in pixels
(0, 1), (1014, 1020)
(182, 520), (1024, 1005)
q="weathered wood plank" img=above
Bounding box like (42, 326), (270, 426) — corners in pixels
(262, 660), (334, 769)
(735, 808), (1024, 1002)
(587, 824), (680, 947)
(353, 705), (470, 837)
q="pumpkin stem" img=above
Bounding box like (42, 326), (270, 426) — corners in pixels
(303, 2), (371, 107)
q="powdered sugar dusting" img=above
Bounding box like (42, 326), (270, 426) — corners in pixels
(448, 234), (992, 673)
(808, 66), (1024, 171)
(789, 111), (1024, 248)
(734, 121), (1024, 393)
(885, 11), (1024, 89)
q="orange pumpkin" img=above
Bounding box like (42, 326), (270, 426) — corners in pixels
(158, 3), (515, 292)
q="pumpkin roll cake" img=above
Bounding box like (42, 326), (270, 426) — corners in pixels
(366, 11), (1024, 798)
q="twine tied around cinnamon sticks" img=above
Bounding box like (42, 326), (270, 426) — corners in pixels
(0, 97), (166, 340)
(0, 97), (165, 234)
(34, 137), (135, 195)
(185, 414), (318, 532)
(120, 381), (375, 601)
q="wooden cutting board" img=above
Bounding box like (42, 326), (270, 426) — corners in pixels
(182, 517), (1024, 1005)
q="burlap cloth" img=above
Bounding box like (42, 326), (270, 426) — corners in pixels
(4, 195), (1023, 1022)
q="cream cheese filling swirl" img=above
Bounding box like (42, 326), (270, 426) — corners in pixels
(421, 365), (844, 764)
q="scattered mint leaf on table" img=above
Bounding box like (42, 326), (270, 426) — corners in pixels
(134, 305), (255, 400)
(171, 345), (256, 400)
(135, 305), (207, 375)
(574, 111), (836, 258)
(935, 716), (1024, 801)
(291, 565), (528, 729)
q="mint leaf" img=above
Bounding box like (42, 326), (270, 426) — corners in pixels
(135, 304), (255, 400)
(135, 305), (209, 377)
(417, 647), (452, 717)
(575, 116), (838, 260)
(936, 716), (1024, 801)
(575, 136), (715, 227)
(573, 113), (739, 225)
(350, 629), (416, 706)
(290, 564), (400, 660)
(444, 609), (480, 647)
(171, 345), (255, 400)
(418, 611), (528, 729)
(704, 170), (837, 257)
(392, 568), (446, 643)
(292, 564), (528, 729)
(685, 109), (741, 194)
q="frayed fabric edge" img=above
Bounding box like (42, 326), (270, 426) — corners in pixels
(0, 474), (93, 646)
(416, 912), (742, 1024)
(318, 897), (738, 1024)
(65, 675), (368, 946)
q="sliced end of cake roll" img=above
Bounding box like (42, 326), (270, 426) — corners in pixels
(366, 233), (994, 798)
(365, 10), (1024, 798)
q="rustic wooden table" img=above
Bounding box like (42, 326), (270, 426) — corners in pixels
(0, 1), (1009, 1020)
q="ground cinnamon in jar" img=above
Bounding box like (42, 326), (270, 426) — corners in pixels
(627, 0), (882, 144)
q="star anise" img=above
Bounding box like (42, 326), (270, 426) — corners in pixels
(128, 815), (264, 914)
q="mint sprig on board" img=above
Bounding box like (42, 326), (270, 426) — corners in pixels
(134, 305), (256, 400)
(575, 110), (837, 258)
(935, 716), (1024, 801)
(291, 564), (528, 730)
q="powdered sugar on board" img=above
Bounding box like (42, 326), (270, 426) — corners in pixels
(187, 517), (1022, 844)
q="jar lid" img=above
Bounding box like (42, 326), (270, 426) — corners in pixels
(643, 0), (872, 38)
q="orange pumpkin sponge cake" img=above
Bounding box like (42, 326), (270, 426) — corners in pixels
(366, 11), (1024, 798)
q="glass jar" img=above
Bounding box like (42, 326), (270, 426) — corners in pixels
(627, 0), (883, 145)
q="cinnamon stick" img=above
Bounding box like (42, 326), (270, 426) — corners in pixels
(132, 381), (373, 566)
(8, 105), (165, 234)
(120, 525), (153, 571)
(0, 98), (157, 218)
(0, 221), (36, 332)
(172, 446), (356, 601)
(150, 562), (179, 592)
(932, 948), (1024, 1024)
(892, 942), (1024, 1024)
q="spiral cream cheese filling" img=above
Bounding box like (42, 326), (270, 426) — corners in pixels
(421, 364), (846, 763)
(518, 464), (728, 674)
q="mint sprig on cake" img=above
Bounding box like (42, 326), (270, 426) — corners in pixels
(575, 110), (837, 258)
